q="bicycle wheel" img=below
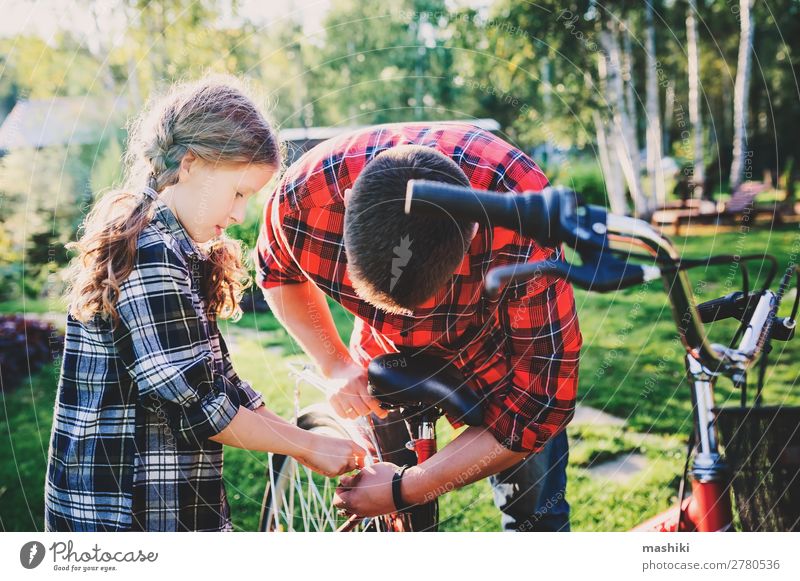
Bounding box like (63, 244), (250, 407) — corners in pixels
(258, 406), (437, 532)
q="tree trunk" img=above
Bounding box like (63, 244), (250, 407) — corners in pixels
(663, 80), (675, 154)
(645, 2), (666, 207)
(594, 38), (628, 214)
(686, 0), (705, 197)
(622, 18), (648, 212)
(730, 0), (755, 193)
(601, 23), (647, 218)
(541, 53), (554, 168)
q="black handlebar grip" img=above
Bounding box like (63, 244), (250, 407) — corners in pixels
(485, 259), (648, 297)
(696, 291), (746, 323)
(485, 262), (552, 298)
(405, 180), (563, 248)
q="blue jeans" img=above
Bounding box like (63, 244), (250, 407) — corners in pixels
(488, 430), (570, 531)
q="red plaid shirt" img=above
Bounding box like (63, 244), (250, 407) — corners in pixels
(255, 122), (581, 453)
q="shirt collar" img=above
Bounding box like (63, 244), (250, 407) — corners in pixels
(151, 199), (210, 261)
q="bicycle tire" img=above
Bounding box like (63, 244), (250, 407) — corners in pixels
(258, 405), (438, 532)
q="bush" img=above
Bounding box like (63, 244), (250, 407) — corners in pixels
(553, 159), (609, 207)
(0, 315), (63, 393)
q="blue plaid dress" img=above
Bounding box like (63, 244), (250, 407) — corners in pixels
(45, 199), (265, 531)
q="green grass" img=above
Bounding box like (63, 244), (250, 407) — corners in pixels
(2, 224), (799, 531)
(0, 297), (63, 315)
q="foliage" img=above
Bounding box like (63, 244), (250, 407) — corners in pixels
(550, 157), (608, 206)
(0, 315), (63, 394)
(0, 1), (797, 284)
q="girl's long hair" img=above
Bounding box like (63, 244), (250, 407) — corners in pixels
(67, 75), (280, 326)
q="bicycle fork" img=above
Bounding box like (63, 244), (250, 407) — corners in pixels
(633, 354), (733, 532)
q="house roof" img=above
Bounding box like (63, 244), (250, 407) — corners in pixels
(0, 94), (500, 152)
(278, 118), (501, 143)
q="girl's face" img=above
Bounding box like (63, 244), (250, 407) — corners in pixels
(163, 151), (276, 243)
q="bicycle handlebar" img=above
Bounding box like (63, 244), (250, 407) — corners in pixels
(404, 180), (566, 248)
(404, 179), (793, 375)
(484, 259), (651, 296)
(405, 180), (658, 294)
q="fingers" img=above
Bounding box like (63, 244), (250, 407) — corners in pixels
(331, 393), (359, 419)
(332, 490), (348, 511)
(331, 445), (367, 476)
(341, 455), (359, 475)
(340, 388), (387, 420)
(345, 446), (367, 473)
(364, 394), (389, 419)
(350, 393), (372, 418)
(329, 393), (348, 419)
(352, 444), (367, 469)
(339, 465), (364, 488)
(330, 391), (367, 420)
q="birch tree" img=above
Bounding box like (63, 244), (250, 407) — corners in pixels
(730, 0), (755, 193)
(645, 2), (666, 207)
(600, 20), (648, 217)
(686, 0), (705, 197)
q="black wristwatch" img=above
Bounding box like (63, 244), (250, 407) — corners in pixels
(391, 464), (416, 512)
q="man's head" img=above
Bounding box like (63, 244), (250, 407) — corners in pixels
(343, 145), (477, 315)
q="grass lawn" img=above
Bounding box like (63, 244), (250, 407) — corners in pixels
(2, 223), (798, 531)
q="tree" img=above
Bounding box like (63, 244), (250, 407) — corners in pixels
(730, 0), (755, 193)
(308, 0), (460, 126)
(686, 0), (705, 198)
(645, 1), (666, 207)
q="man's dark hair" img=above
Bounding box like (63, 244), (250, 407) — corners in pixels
(344, 144), (476, 315)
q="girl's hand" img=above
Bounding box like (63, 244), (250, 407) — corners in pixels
(297, 434), (367, 478)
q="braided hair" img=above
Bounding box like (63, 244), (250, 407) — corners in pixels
(67, 75), (281, 325)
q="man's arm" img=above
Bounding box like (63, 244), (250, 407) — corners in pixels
(335, 279), (581, 517)
(404, 426), (527, 503)
(262, 282), (387, 419)
(333, 426), (528, 517)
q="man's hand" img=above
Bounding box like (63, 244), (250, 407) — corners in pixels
(264, 282), (387, 420)
(333, 462), (400, 517)
(325, 361), (388, 420)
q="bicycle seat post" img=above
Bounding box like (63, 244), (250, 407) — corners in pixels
(401, 406), (439, 463)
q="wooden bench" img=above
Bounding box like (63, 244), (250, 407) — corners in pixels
(651, 183), (782, 235)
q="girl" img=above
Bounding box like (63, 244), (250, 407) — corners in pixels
(44, 76), (365, 532)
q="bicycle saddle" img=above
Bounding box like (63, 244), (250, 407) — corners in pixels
(367, 352), (484, 426)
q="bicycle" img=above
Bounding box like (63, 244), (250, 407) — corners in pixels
(258, 180), (799, 532)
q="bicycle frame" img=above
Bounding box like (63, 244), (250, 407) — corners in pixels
(603, 214), (779, 532)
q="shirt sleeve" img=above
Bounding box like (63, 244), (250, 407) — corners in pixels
(483, 277), (582, 453)
(113, 243), (242, 445)
(218, 331), (265, 411)
(255, 189), (308, 291)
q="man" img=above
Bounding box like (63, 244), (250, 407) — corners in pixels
(255, 122), (581, 531)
